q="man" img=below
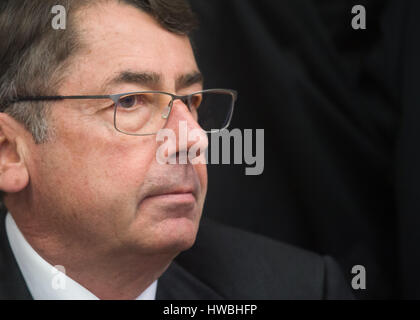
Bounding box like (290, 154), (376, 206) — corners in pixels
(0, 0), (353, 299)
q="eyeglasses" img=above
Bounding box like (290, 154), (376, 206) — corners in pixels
(9, 89), (237, 136)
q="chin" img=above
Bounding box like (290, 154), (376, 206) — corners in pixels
(155, 216), (199, 253)
(126, 216), (200, 255)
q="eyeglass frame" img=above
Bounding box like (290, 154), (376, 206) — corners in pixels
(7, 88), (238, 136)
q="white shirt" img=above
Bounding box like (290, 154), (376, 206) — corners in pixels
(5, 213), (157, 300)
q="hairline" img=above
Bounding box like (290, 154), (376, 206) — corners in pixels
(48, 0), (197, 99)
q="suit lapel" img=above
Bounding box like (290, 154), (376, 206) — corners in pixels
(0, 211), (33, 300)
(156, 261), (223, 300)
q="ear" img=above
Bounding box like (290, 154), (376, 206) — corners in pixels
(0, 113), (29, 193)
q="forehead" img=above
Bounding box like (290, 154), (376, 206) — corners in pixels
(64, 1), (198, 93)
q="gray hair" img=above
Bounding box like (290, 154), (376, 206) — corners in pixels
(0, 0), (197, 143)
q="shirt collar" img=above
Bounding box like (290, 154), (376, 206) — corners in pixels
(5, 212), (157, 300)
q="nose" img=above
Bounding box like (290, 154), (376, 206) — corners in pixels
(167, 98), (201, 129)
(163, 99), (208, 163)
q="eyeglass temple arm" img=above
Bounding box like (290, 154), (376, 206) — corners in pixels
(8, 95), (112, 103)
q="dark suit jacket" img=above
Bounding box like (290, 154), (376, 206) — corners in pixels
(0, 213), (353, 300)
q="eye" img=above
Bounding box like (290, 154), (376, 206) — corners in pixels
(119, 95), (136, 108)
(118, 94), (147, 109)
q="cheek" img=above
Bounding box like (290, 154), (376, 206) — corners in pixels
(80, 137), (158, 196)
(35, 128), (158, 205)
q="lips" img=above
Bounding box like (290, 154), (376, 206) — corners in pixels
(138, 165), (202, 207)
(140, 188), (197, 213)
(145, 186), (196, 200)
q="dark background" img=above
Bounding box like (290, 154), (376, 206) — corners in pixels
(189, 0), (420, 299)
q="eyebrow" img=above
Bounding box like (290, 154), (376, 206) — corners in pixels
(103, 70), (204, 92)
(175, 72), (204, 90)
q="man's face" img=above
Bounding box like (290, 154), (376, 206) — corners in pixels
(23, 2), (207, 256)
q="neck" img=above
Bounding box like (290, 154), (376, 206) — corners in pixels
(61, 251), (171, 300)
(9, 210), (174, 300)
